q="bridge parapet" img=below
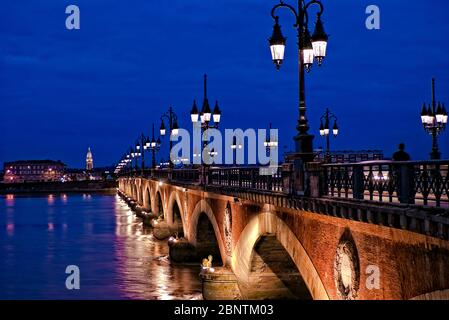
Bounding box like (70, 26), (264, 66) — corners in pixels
(208, 166), (283, 192)
(204, 184), (449, 241)
(323, 160), (449, 208)
(118, 160), (449, 240)
(119, 160), (449, 208)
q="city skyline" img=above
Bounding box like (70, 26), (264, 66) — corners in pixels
(1, 0), (448, 168)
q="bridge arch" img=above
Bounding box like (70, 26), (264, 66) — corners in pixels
(128, 181), (132, 197)
(123, 179), (128, 194)
(188, 199), (225, 265)
(143, 186), (152, 211)
(232, 211), (329, 300)
(154, 190), (164, 217)
(131, 183), (137, 200)
(166, 190), (184, 227)
(135, 180), (142, 204)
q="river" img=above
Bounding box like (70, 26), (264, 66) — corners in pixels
(0, 193), (202, 300)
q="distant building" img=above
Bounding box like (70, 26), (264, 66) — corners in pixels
(314, 150), (384, 163)
(3, 160), (66, 183)
(86, 147), (93, 171)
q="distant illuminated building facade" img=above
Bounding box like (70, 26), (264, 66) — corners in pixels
(86, 147), (93, 171)
(314, 150), (384, 163)
(3, 160), (66, 183)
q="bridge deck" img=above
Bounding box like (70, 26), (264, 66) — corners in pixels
(119, 159), (449, 240)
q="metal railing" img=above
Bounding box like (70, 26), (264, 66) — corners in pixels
(172, 168), (200, 182)
(208, 166), (283, 192)
(323, 160), (449, 208)
(118, 160), (449, 208)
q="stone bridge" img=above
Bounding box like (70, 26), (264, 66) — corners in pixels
(117, 162), (449, 300)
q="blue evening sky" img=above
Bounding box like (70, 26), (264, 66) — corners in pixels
(1, 0), (448, 168)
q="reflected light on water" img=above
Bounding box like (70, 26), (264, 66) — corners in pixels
(0, 193), (201, 299)
(47, 194), (54, 205)
(6, 223), (14, 236)
(82, 194), (92, 201)
(113, 196), (202, 300)
(6, 194), (14, 206)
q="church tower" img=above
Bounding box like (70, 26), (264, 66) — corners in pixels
(86, 147), (93, 171)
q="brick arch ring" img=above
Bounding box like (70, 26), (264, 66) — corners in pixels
(166, 190), (185, 228)
(135, 179), (142, 204)
(153, 183), (165, 215)
(142, 185), (152, 211)
(231, 211), (330, 300)
(187, 199), (226, 264)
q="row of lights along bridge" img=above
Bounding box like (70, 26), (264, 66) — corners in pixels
(116, 0), (330, 174)
(115, 0), (447, 174)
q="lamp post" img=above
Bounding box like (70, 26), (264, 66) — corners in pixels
(208, 148), (218, 164)
(148, 123), (161, 169)
(136, 134), (149, 174)
(319, 108), (338, 162)
(134, 140), (143, 172)
(420, 78), (447, 160)
(264, 123), (279, 163)
(128, 146), (138, 173)
(123, 151), (131, 174)
(127, 151), (132, 174)
(190, 74), (222, 165)
(160, 106), (179, 168)
(120, 154), (127, 175)
(115, 153), (127, 175)
(268, 0), (328, 160)
(230, 136), (242, 166)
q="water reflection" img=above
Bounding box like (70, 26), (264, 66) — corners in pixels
(114, 195), (202, 300)
(5, 194), (14, 206)
(0, 193), (201, 299)
(6, 223), (14, 236)
(47, 194), (54, 205)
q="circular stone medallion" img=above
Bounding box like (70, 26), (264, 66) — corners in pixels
(334, 237), (360, 300)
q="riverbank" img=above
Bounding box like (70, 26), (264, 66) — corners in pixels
(0, 180), (117, 194)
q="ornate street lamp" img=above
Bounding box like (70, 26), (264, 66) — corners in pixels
(420, 78), (447, 159)
(159, 121), (166, 136)
(230, 136), (242, 166)
(269, 18), (286, 70)
(190, 74), (222, 165)
(264, 123), (279, 148)
(264, 123), (279, 166)
(115, 153), (129, 175)
(129, 146), (138, 172)
(268, 0), (328, 160)
(319, 108), (338, 162)
(148, 123), (161, 169)
(208, 148), (218, 157)
(135, 141), (141, 171)
(135, 133), (149, 174)
(160, 106), (179, 167)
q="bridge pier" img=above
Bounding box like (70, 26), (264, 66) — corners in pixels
(151, 218), (184, 240)
(168, 238), (198, 263)
(200, 268), (241, 300)
(117, 189), (157, 225)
